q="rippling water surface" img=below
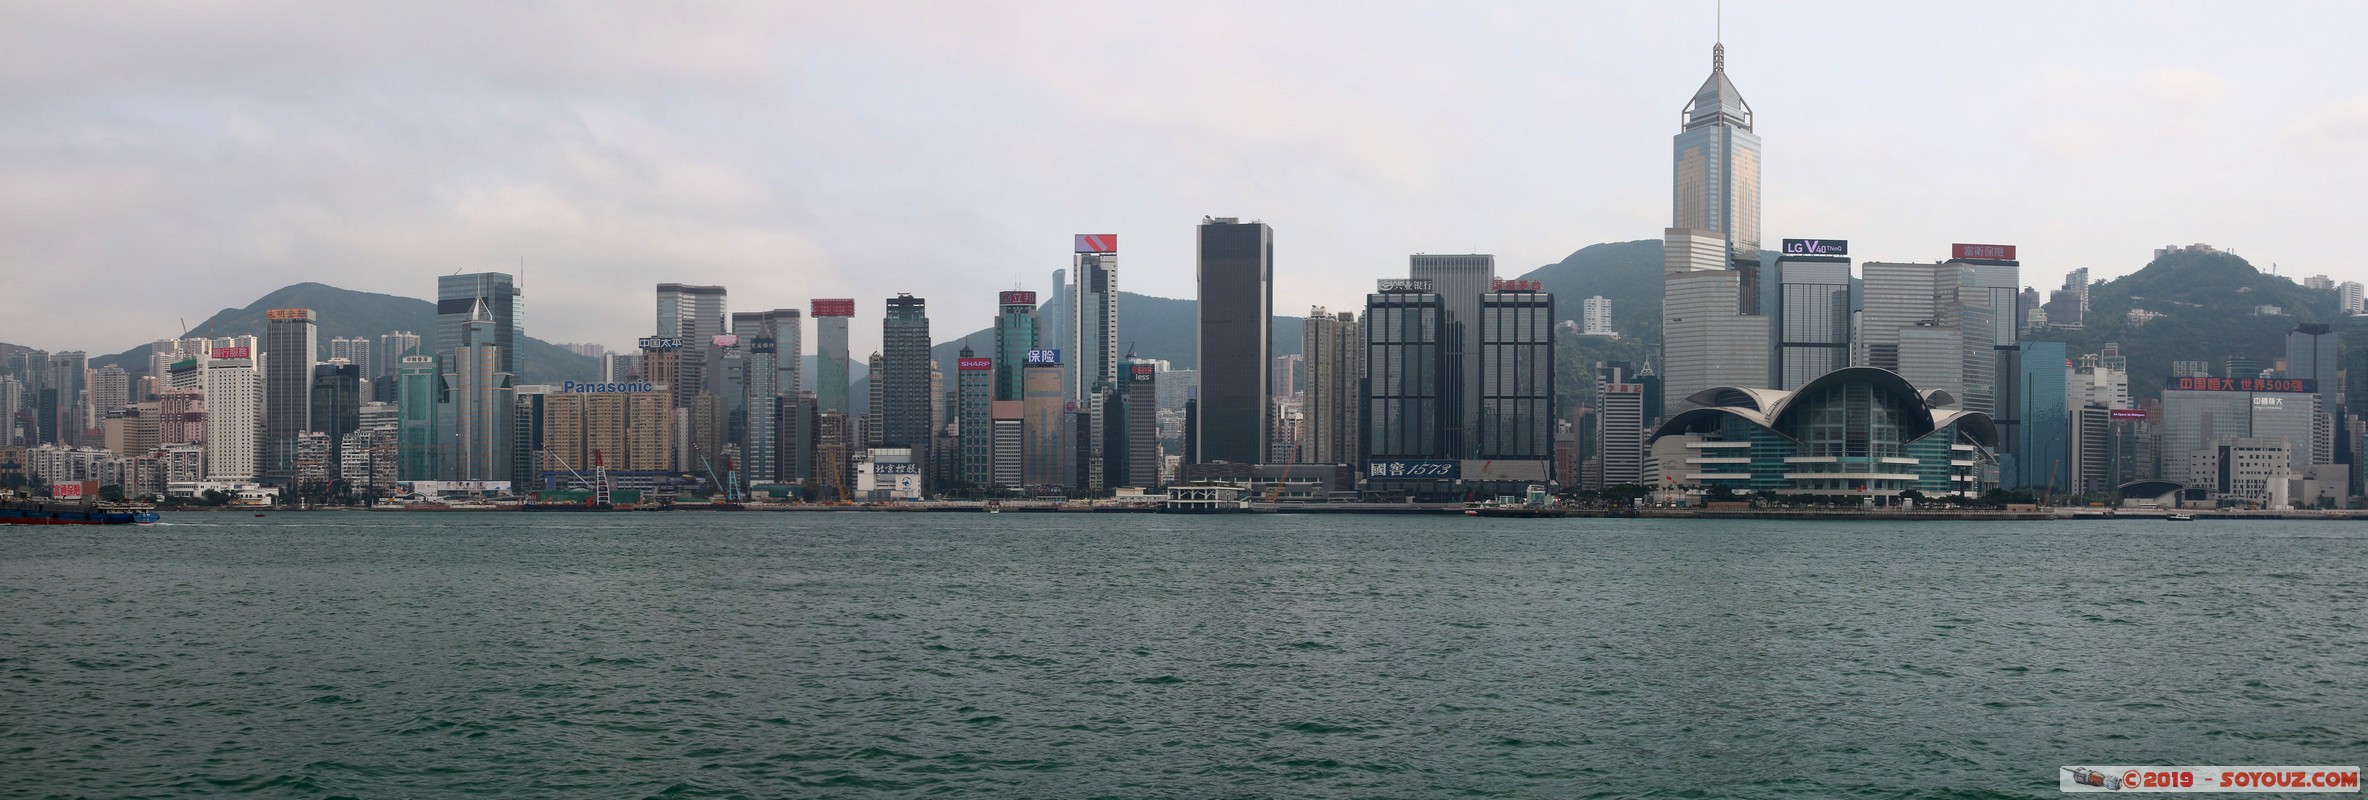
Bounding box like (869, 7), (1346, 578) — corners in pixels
(2, 512), (2364, 798)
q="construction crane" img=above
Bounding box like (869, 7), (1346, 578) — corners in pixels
(1265, 440), (1302, 503)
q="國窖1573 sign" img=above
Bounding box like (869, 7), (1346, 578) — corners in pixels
(1782, 238), (1848, 256)
(1364, 459), (1458, 480)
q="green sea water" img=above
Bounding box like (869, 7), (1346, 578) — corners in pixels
(2, 513), (2362, 798)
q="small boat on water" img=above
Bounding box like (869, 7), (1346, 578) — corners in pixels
(2168, 513), (2195, 521)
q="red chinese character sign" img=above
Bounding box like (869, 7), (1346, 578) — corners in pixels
(1951, 243), (2017, 261)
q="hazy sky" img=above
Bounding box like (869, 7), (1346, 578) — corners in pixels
(4, 1), (2364, 357)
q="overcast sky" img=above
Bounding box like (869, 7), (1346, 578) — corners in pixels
(4, 1), (2364, 357)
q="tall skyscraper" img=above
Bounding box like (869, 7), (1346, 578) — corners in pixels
(2006, 340), (2069, 490)
(1594, 361), (1648, 489)
(309, 362), (362, 489)
(442, 299), (515, 481)
(993, 291), (1039, 402)
(7, 350), (48, 445)
(1194, 217), (1273, 464)
(1302, 308), (1362, 467)
(955, 347), (994, 487)
(46, 351), (86, 446)
(656, 283), (727, 407)
(1043, 269), (1073, 398)
(1022, 360), (1068, 487)
(880, 295), (933, 456)
(1948, 244), (2023, 417)
(1120, 358), (1160, 489)
(437, 273), (520, 375)
(0, 375), (21, 447)
(1072, 235), (1120, 401)
(732, 311), (787, 483)
(87, 364), (129, 417)
(262, 308), (317, 486)
(1409, 254), (1495, 458)
(1364, 280), (1449, 474)
(2286, 322), (2342, 465)
(202, 338), (261, 480)
(1662, 228), (1770, 415)
(394, 351), (441, 481)
(812, 299), (854, 414)
(1672, 40), (1762, 281)
(1476, 283), (1555, 478)
(1774, 241), (1853, 389)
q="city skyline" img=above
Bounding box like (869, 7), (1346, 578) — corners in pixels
(4, 2), (2364, 357)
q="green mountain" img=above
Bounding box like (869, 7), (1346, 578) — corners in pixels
(2023, 248), (2343, 399)
(88, 282), (600, 386)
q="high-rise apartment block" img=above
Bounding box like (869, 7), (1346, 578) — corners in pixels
(542, 387), (674, 475)
(201, 338), (261, 480)
(1302, 308), (1361, 467)
(1582, 296), (1613, 336)
(328, 337), (373, 384)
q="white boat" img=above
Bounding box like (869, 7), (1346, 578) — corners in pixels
(2168, 513), (2194, 521)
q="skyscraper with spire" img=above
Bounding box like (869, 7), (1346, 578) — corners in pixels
(1673, 40), (1761, 281)
(1661, 38), (1771, 414)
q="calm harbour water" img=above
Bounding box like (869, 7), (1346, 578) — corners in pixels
(1, 512), (2362, 798)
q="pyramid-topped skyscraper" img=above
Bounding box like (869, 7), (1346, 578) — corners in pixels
(1673, 42), (1761, 275)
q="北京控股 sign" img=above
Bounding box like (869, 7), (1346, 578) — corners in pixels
(1782, 238), (1848, 256)
(1952, 243), (2016, 261)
